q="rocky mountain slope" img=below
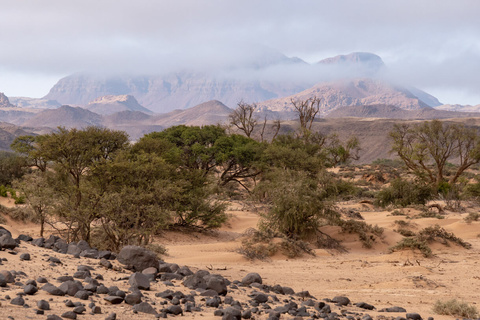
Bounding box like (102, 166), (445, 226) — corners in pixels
(85, 95), (153, 115)
(22, 105), (103, 129)
(0, 92), (16, 108)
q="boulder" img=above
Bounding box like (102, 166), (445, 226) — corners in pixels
(117, 246), (159, 272)
(129, 272), (150, 290)
(241, 273), (262, 285)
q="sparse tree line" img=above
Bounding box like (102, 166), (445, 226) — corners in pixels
(1, 96), (480, 255)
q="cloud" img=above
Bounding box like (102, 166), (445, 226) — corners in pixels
(0, 0), (479, 103)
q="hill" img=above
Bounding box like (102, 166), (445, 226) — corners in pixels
(85, 95), (153, 115)
(22, 105), (103, 129)
(0, 92), (16, 108)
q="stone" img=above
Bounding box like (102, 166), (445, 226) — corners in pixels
(24, 284), (38, 295)
(46, 315), (63, 320)
(332, 296), (350, 306)
(17, 234), (33, 242)
(176, 266), (194, 276)
(80, 249), (99, 259)
(67, 244), (82, 256)
(380, 306), (407, 313)
(206, 296), (222, 308)
(134, 301), (157, 315)
(98, 250), (112, 259)
(10, 296), (25, 306)
(355, 302), (375, 310)
(54, 239), (68, 253)
(0, 226), (12, 237)
(183, 274), (207, 290)
(205, 274), (228, 295)
(37, 299), (50, 310)
(129, 272), (150, 290)
(242, 273), (262, 285)
(74, 290), (90, 300)
(19, 253), (31, 261)
(125, 291), (143, 305)
(47, 256), (61, 264)
(92, 305), (102, 314)
(0, 234), (17, 249)
(61, 311), (77, 319)
(59, 280), (83, 296)
(160, 272), (184, 281)
(0, 270), (14, 283)
(32, 237), (45, 247)
(166, 304), (183, 315)
(104, 295), (124, 304)
(73, 305), (86, 314)
(42, 283), (65, 296)
(100, 258), (113, 269)
(406, 313), (423, 320)
(224, 306), (242, 319)
(251, 292), (268, 303)
(105, 313), (117, 320)
(117, 245), (159, 272)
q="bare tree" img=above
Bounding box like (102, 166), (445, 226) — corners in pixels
(291, 96), (321, 138)
(229, 101), (258, 138)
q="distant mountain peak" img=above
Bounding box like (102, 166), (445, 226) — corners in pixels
(318, 52), (385, 76)
(85, 94), (153, 115)
(0, 92), (16, 108)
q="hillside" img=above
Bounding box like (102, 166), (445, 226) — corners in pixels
(85, 95), (153, 115)
(326, 104), (480, 119)
(22, 105), (103, 129)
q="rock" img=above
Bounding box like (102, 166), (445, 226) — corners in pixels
(80, 249), (99, 259)
(242, 309), (252, 319)
(61, 311), (77, 319)
(74, 290), (90, 300)
(332, 296), (350, 306)
(158, 262), (179, 273)
(160, 272), (184, 281)
(166, 304), (183, 315)
(44, 235), (60, 249)
(206, 296), (222, 308)
(105, 312), (117, 320)
(0, 226), (12, 237)
(183, 274), (207, 290)
(205, 274), (228, 295)
(355, 302), (375, 310)
(98, 250), (112, 259)
(57, 275), (74, 282)
(73, 270), (91, 279)
(24, 283), (38, 295)
(104, 295), (124, 304)
(41, 283), (65, 296)
(0, 234), (18, 249)
(37, 276), (48, 283)
(142, 267), (158, 276)
(251, 292), (268, 303)
(406, 313), (423, 320)
(0, 270), (14, 283)
(10, 296), (25, 306)
(92, 305), (102, 314)
(59, 280), (83, 296)
(67, 244), (82, 256)
(129, 272), (150, 290)
(117, 245), (159, 272)
(125, 291), (143, 305)
(224, 306), (242, 319)
(37, 299), (50, 310)
(242, 273), (262, 285)
(73, 305), (86, 314)
(54, 239), (68, 253)
(100, 258), (113, 269)
(96, 284), (109, 294)
(176, 266), (194, 276)
(17, 234), (33, 242)
(47, 315), (63, 320)
(32, 237), (45, 247)
(47, 256), (61, 264)
(134, 301), (157, 315)
(20, 253), (31, 261)
(380, 306), (407, 313)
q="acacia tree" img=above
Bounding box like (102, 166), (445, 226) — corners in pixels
(229, 101), (258, 138)
(390, 120), (480, 188)
(291, 96), (321, 138)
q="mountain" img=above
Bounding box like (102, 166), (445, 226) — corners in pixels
(318, 52), (385, 77)
(434, 104), (480, 113)
(257, 78), (431, 117)
(85, 95), (153, 115)
(9, 97), (61, 109)
(326, 104), (480, 119)
(0, 92), (15, 108)
(151, 100), (233, 127)
(22, 105), (103, 129)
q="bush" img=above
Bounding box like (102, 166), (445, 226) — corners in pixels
(389, 237), (432, 257)
(418, 225), (471, 249)
(433, 299), (478, 318)
(339, 219), (384, 248)
(375, 178), (433, 208)
(464, 212), (480, 224)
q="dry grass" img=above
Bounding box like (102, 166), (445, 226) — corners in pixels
(433, 299), (478, 318)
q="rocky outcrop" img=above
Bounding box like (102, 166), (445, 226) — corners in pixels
(85, 95), (153, 115)
(0, 92), (15, 108)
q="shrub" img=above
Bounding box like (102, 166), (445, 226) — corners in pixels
(433, 299), (478, 318)
(339, 219), (384, 248)
(418, 225), (471, 249)
(389, 237), (432, 257)
(464, 212), (480, 224)
(375, 178), (433, 208)
(280, 238), (315, 258)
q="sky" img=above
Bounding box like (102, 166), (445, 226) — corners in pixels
(1, 0), (479, 105)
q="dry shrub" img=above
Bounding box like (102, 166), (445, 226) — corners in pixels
(464, 212), (480, 224)
(339, 219), (384, 248)
(433, 299), (478, 318)
(418, 225), (471, 249)
(389, 237), (432, 257)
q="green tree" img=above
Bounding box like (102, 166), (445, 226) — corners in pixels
(390, 120), (480, 188)
(0, 151), (29, 186)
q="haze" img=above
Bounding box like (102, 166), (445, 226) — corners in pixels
(1, 0), (479, 105)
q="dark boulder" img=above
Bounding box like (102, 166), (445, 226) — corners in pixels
(117, 245), (159, 272)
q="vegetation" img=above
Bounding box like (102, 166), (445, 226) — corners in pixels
(375, 178), (433, 208)
(433, 299), (478, 318)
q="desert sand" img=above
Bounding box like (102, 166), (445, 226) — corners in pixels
(1, 198), (479, 319)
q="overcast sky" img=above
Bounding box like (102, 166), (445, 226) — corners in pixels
(1, 0), (479, 105)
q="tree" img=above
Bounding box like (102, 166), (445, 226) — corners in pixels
(0, 151), (29, 186)
(291, 96), (321, 138)
(229, 101), (258, 138)
(326, 134), (361, 167)
(390, 120), (480, 187)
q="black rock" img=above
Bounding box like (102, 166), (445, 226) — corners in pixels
(332, 296), (350, 306)
(134, 301), (158, 315)
(406, 313), (423, 320)
(125, 291), (143, 305)
(67, 244), (82, 256)
(73, 305), (86, 314)
(206, 296), (222, 308)
(0, 270), (14, 283)
(37, 276), (48, 283)
(96, 284), (109, 294)
(0, 233), (18, 249)
(41, 283), (65, 296)
(0, 226), (12, 237)
(380, 306), (407, 313)
(183, 274), (207, 290)
(44, 235), (60, 249)
(19, 253), (31, 261)
(47, 256), (61, 264)
(105, 312), (117, 320)
(176, 266), (194, 276)
(46, 315), (62, 320)
(166, 304), (183, 315)
(205, 274), (228, 295)
(54, 239), (68, 254)
(242, 309), (252, 319)
(92, 305), (102, 314)
(117, 245), (159, 272)
(32, 237), (45, 247)
(73, 270), (91, 279)
(98, 250), (112, 260)
(251, 293), (268, 303)
(355, 302), (375, 310)
(59, 280), (83, 296)
(74, 290), (90, 300)
(160, 272), (184, 281)
(242, 273), (262, 286)
(100, 258), (113, 269)
(24, 284), (38, 295)
(104, 295), (124, 304)
(37, 299), (50, 310)
(61, 311), (77, 319)
(10, 296), (25, 306)
(223, 306), (242, 319)
(17, 234), (33, 242)
(129, 272), (150, 290)
(57, 275), (74, 282)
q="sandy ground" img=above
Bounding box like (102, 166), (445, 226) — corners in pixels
(1, 199), (479, 319)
